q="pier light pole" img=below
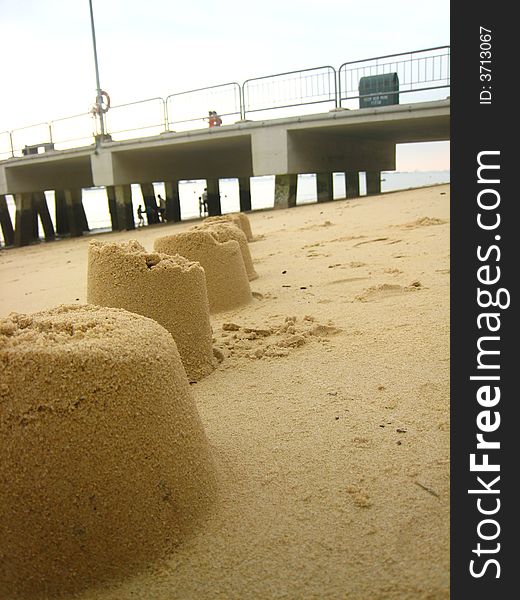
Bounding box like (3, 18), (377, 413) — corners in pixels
(88, 0), (105, 137)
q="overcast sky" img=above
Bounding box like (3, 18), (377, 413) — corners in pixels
(0, 0), (450, 169)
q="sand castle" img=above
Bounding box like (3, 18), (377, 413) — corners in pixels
(0, 305), (217, 598)
(192, 221), (258, 281)
(87, 240), (214, 382)
(154, 231), (252, 313)
(203, 211), (254, 242)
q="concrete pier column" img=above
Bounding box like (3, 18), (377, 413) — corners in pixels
(31, 201), (39, 241)
(316, 172), (333, 203)
(79, 199), (89, 232)
(140, 183), (159, 224)
(238, 177), (252, 212)
(63, 190), (85, 238)
(274, 174), (297, 209)
(345, 171), (360, 199)
(54, 190), (69, 235)
(206, 179), (221, 217)
(0, 195), (14, 247)
(14, 193), (37, 247)
(106, 186), (120, 231)
(33, 192), (55, 241)
(366, 171), (382, 196)
(114, 185), (135, 231)
(164, 180), (181, 222)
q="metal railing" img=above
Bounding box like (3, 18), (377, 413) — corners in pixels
(50, 112), (96, 150)
(166, 82), (243, 131)
(106, 97), (166, 141)
(1, 46), (450, 160)
(242, 65), (337, 118)
(338, 46), (450, 109)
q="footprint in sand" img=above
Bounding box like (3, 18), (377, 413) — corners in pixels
(399, 217), (448, 229)
(298, 221), (335, 232)
(355, 282), (422, 302)
(307, 252), (331, 258)
(353, 237), (389, 247)
(328, 235), (366, 244)
(326, 276), (369, 286)
(384, 268), (403, 275)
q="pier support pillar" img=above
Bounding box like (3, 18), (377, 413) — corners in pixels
(54, 190), (70, 235)
(238, 177), (252, 212)
(140, 183), (159, 224)
(316, 172), (333, 203)
(63, 190), (85, 237)
(106, 186), (120, 231)
(114, 185), (135, 230)
(0, 195), (14, 247)
(33, 192), (55, 241)
(345, 171), (360, 199)
(164, 180), (181, 222)
(14, 193), (37, 247)
(206, 179), (221, 216)
(79, 198), (89, 232)
(366, 171), (381, 196)
(274, 174), (297, 209)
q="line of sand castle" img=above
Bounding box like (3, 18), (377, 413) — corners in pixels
(1, 212), (257, 598)
(0, 188), (450, 600)
(88, 213), (256, 377)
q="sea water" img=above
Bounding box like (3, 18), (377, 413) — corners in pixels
(0, 171), (449, 246)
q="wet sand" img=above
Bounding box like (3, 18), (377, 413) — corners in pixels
(0, 185), (450, 600)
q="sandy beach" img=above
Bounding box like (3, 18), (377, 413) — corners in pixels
(0, 185), (450, 599)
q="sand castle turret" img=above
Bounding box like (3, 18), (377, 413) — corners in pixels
(0, 305), (216, 599)
(204, 211), (254, 242)
(192, 221), (258, 281)
(154, 231), (252, 313)
(87, 240), (214, 382)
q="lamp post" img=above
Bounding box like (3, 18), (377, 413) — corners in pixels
(88, 0), (105, 137)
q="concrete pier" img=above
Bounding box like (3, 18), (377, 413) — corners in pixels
(64, 190), (85, 237)
(164, 180), (181, 222)
(316, 172), (333, 203)
(106, 186), (120, 231)
(80, 204), (89, 232)
(55, 191), (69, 235)
(274, 174), (297, 209)
(345, 171), (360, 198)
(0, 195), (14, 246)
(366, 171), (382, 196)
(0, 100), (449, 236)
(33, 192), (55, 241)
(206, 179), (221, 216)
(140, 183), (159, 224)
(14, 193), (36, 247)
(238, 177), (252, 212)
(13, 192), (56, 246)
(114, 185), (135, 230)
